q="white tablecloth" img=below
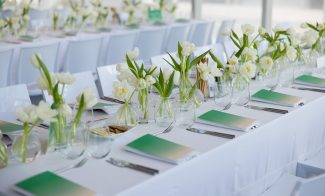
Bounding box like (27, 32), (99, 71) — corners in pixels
(1, 83), (325, 196)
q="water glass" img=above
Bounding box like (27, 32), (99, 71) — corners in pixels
(214, 80), (232, 108)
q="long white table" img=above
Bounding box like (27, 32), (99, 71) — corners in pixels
(1, 81), (325, 196)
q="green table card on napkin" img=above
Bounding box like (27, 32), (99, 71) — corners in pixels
(0, 120), (23, 133)
(196, 110), (258, 131)
(294, 75), (325, 88)
(125, 134), (197, 164)
(94, 101), (114, 108)
(148, 9), (162, 23)
(13, 171), (95, 196)
(251, 89), (304, 107)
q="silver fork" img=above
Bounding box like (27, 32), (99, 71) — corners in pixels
(222, 103), (232, 110)
(54, 157), (88, 173)
(155, 121), (175, 135)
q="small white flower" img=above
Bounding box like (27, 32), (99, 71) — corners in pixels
(318, 23), (325, 30)
(267, 46), (275, 53)
(258, 27), (266, 35)
(30, 53), (41, 69)
(145, 75), (155, 85)
(286, 27), (296, 36)
(16, 105), (38, 124)
(208, 62), (222, 77)
(36, 101), (58, 123)
(240, 62), (256, 79)
(273, 24), (286, 32)
(126, 47), (139, 60)
(138, 78), (147, 89)
(58, 104), (72, 117)
(78, 87), (98, 109)
(197, 62), (209, 73)
(300, 23), (308, 29)
(36, 75), (53, 92)
(228, 56), (238, 66)
(181, 41), (195, 56)
(286, 46), (297, 61)
(116, 63), (128, 73)
(302, 30), (318, 47)
(260, 56), (273, 71)
(242, 47), (257, 62)
(241, 24), (255, 35)
(113, 80), (135, 101)
(55, 72), (75, 85)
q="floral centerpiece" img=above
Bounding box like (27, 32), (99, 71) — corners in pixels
(165, 41), (209, 110)
(17, 0), (32, 36)
(157, 0), (176, 21)
(301, 22), (325, 55)
(116, 48), (157, 124)
(91, 0), (110, 30)
(31, 54), (97, 152)
(122, 0), (142, 26)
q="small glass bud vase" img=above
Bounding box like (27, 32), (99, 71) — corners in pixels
(116, 102), (137, 127)
(214, 77), (232, 108)
(137, 88), (149, 124)
(155, 97), (175, 127)
(11, 131), (41, 163)
(60, 122), (88, 160)
(231, 74), (250, 106)
(0, 132), (8, 169)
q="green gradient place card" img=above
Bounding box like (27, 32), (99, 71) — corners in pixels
(196, 110), (259, 132)
(13, 171), (96, 196)
(251, 89), (304, 107)
(0, 120), (23, 134)
(294, 75), (325, 88)
(125, 134), (198, 164)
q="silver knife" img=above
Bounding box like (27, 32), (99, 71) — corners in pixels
(244, 105), (288, 114)
(292, 86), (325, 93)
(186, 127), (235, 139)
(106, 158), (159, 175)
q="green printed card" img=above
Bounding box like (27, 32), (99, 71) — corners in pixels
(294, 75), (325, 88)
(94, 101), (114, 108)
(148, 9), (162, 23)
(251, 89), (304, 107)
(125, 134), (197, 164)
(196, 110), (258, 132)
(13, 171), (95, 196)
(0, 120), (23, 133)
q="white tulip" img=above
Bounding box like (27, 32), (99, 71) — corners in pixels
(200, 71), (210, 81)
(241, 24), (255, 35)
(36, 101), (58, 123)
(127, 47), (139, 60)
(181, 41), (195, 56)
(228, 56), (238, 66)
(267, 46), (275, 53)
(260, 56), (273, 71)
(208, 62), (222, 77)
(116, 63), (128, 73)
(113, 80), (135, 101)
(240, 62), (256, 79)
(318, 23), (325, 30)
(30, 53), (41, 69)
(286, 46), (297, 61)
(36, 76), (50, 91)
(286, 27), (296, 36)
(258, 27), (266, 35)
(55, 72), (75, 85)
(300, 23), (308, 29)
(197, 62), (209, 73)
(222, 27), (231, 36)
(242, 47), (257, 62)
(58, 104), (72, 117)
(302, 30), (318, 47)
(78, 87), (98, 109)
(16, 105), (38, 124)
(138, 78), (147, 89)
(145, 75), (155, 85)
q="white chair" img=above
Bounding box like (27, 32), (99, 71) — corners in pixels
(216, 19), (235, 44)
(16, 41), (60, 94)
(188, 20), (213, 47)
(223, 40), (237, 59)
(97, 64), (118, 98)
(164, 23), (191, 52)
(259, 172), (325, 196)
(135, 27), (167, 63)
(0, 84), (31, 121)
(0, 9), (13, 19)
(150, 52), (178, 70)
(65, 37), (102, 73)
(297, 147), (325, 177)
(29, 8), (50, 29)
(0, 48), (13, 87)
(43, 71), (99, 104)
(103, 31), (138, 65)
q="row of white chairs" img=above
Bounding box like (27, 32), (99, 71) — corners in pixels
(0, 20), (221, 89)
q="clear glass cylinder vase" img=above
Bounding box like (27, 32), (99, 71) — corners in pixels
(137, 88), (149, 124)
(116, 102), (137, 127)
(155, 97), (175, 127)
(178, 72), (193, 111)
(214, 77), (232, 108)
(231, 74), (250, 106)
(48, 113), (66, 152)
(11, 131), (41, 163)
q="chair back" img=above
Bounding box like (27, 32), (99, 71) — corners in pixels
(0, 48), (13, 87)
(216, 19), (235, 43)
(65, 37), (102, 73)
(189, 20), (213, 47)
(97, 64), (118, 97)
(104, 31), (137, 65)
(297, 173), (325, 196)
(0, 84), (31, 121)
(165, 23), (191, 52)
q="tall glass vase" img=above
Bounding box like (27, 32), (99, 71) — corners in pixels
(155, 97), (175, 127)
(137, 88), (149, 124)
(116, 102), (136, 127)
(231, 74), (250, 106)
(11, 131), (41, 163)
(48, 113), (66, 152)
(178, 72), (193, 111)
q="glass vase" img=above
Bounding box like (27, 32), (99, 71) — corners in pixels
(155, 97), (175, 127)
(137, 88), (149, 124)
(178, 72), (193, 111)
(116, 102), (137, 127)
(265, 60), (281, 89)
(60, 122), (87, 160)
(214, 77), (232, 108)
(231, 74), (250, 106)
(11, 132), (41, 163)
(48, 113), (66, 152)
(0, 132), (8, 169)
